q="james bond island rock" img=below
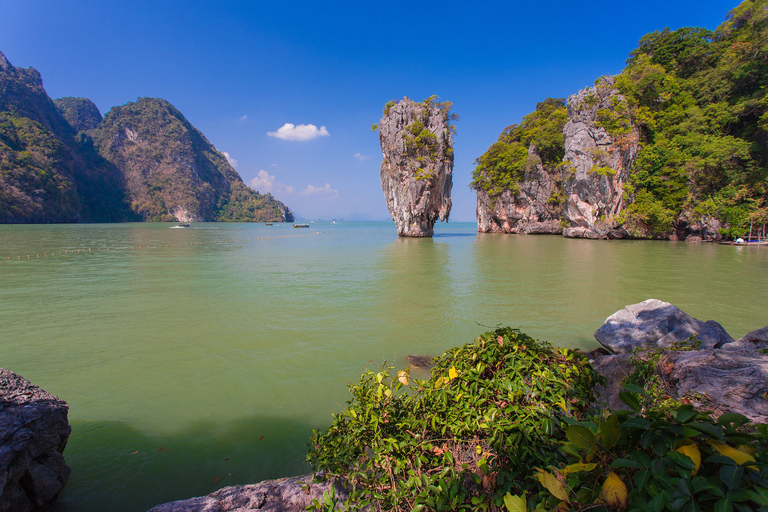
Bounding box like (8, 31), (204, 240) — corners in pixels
(378, 96), (454, 237)
(90, 98), (293, 223)
(594, 298), (733, 353)
(0, 368), (71, 511)
(148, 473), (348, 512)
(560, 77), (640, 239)
(473, 98), (568, 234)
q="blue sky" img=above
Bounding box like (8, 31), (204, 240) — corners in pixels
(1, 0), (738, 220)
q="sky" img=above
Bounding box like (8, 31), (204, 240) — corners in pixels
(0, 0), (740, 221)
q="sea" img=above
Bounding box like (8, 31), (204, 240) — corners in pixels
(1, 221), (766, 511)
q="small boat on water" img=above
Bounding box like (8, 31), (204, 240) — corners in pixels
(293, 224), (310, 228)
(171, 223), (191, 229)
(264, 223), (273, 226)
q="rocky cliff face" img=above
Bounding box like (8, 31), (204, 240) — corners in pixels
(0, 50), (131, 222)
(90, 98), (293, 223)
(476, 145), (563, 234)
(560, 77), (640, 239)
(379, 97), (453, 237)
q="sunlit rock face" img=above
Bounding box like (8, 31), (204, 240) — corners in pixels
(561, 77), (640, 239)
(378, 97), (453, 237)
(476, 144), (563, 234)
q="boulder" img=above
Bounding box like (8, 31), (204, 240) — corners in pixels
(148, 473), (349, 512)
(590, 348), (768, 424)
(594, 299), (733, 353)
(723, 325), (768, 352)
(0, 368), (71, 511)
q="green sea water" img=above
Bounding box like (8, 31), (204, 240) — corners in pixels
(1, 221), (766, 511)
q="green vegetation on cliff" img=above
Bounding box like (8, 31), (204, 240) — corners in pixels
(471, 98), (567, 198)
(471, 0), (768, 237)
(614, 0), (768, 237)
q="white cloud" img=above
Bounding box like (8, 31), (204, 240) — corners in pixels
(267, 123), (330, 141)
(239, 115), (248, 121)
(301, 183), (339, 199)
(354, 153), (371, 161)
(249, 170), (294, 195)
(222, 151), (238, 168)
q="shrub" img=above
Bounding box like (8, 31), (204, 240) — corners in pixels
(306, 328), (601, 511)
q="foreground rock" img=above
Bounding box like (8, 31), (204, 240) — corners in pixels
(148, 473), (348, 512)
(590, 300), (768, 424)
(0, 368), (71, 511)
(594, 299), (733, 353)
(378, 97), (454, 237)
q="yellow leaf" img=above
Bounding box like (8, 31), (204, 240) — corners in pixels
(448, 366), (458, 380)
(397, 370), (409, 386)
(601, 472), (627, 509)
(708, 440), (757, 466)
(535, 469), (569, 502)
(563, 462), (597, 475)
(738, 444), (757, 456)
(675, 441), (701, 474)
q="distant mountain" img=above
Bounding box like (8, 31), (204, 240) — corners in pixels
(89, 97), (292, 222)
(0, 51), (132, 222)
(0, 50), (293, 223)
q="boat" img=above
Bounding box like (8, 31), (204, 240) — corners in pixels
(171, 223), (191, 229)
(264, 223), (273, 226)
(293, 224), (310, 228)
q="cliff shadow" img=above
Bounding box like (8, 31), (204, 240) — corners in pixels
(53, 414), (319, 512)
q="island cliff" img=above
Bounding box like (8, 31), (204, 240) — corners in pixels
(474, 0), (768, 240)
(0, 50), (293, 224)
(378, 96), (454, 237)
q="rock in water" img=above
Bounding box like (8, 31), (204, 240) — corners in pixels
(0, 368), (71, 511)
(378, 97), (454, 237)
(594, 299), (734, 353)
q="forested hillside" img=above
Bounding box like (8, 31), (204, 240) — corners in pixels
(472, 0), (768, 239)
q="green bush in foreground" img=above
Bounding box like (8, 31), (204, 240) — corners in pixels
(525, 384), (768, 512)
(306, 327), (601, 511)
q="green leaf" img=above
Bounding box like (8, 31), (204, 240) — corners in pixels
(715, 498), (733, 512)
(503, 493), (527, 512)
(600, 414), (621, 449)
(675, 405), (698, 423)
(717, 413), (749, 427)
(619, 391), (641, 412)
(612, 458), (643, 469)
(667, 450), (696, 470)
(566, 425), (596, 449)
(719, 465), (744, 490)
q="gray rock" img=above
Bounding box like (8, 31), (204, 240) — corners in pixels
(407, 355), (435, 369)
(666, 349), (768, 423)
(561, 77), (639, 238)
(723, 325), (768, 352)
(594, 299), (734, 353)
(0, 368), (71, 512)
(378, 97), (453, 237)
(476, 145), (564, 235)
(590, 348), (768, 423)
(148, 473), (349, 512)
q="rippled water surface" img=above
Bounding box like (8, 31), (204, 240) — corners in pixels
(1, 221), (766, 511)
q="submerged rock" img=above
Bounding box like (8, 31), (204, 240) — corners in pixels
(594, 299), (733, 353)
(0, 368), (71, 512)
(148, 473), (348, 512)
(378, 97), (454, 237)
